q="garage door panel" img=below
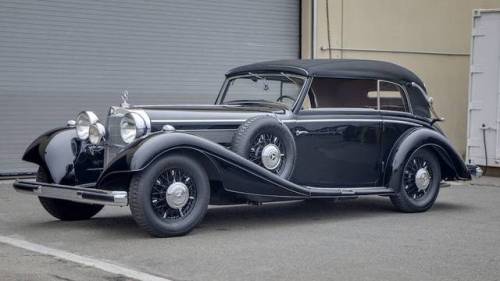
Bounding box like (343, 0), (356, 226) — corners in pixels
(0, 0), (299, 174)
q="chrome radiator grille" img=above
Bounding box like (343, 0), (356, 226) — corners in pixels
(104, 113), (126, 167)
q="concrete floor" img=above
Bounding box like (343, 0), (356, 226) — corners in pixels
(0, 243), (131, 281)
(0, 178), (499, 281)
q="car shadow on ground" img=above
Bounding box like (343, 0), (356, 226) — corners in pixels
(197, 197), (469, 232)
(19, 196), (472, 239)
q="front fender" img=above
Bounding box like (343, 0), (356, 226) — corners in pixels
(22, 127), (104, 184)
(385, 127), (470, 191)
(22, 127), (77, 183)
(96, 132), (310, 198)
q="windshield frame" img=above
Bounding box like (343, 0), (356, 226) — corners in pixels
(215, 72), (308, 111)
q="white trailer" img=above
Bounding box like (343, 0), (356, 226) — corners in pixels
(467, 9), (500, 168)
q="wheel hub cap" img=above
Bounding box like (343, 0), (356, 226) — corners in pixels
(415, 168), (431, 191)
(261, 144), (282, 170)
(165, 182), (189, 209)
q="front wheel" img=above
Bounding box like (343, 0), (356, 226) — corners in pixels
(36, 168), (104, 221)
(129, 154), (210, 237)
(390, 149), (441, 212)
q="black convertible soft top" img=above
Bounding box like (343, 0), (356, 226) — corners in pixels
(227, 59), (425, 89)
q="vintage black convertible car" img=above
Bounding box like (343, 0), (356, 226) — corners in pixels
(13, 59), (481, 237)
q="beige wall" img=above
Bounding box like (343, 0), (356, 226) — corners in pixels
(302, 0), (500, 156)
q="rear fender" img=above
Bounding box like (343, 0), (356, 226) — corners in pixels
(96, 132), (310, 198)
(385, 127), (470, 191)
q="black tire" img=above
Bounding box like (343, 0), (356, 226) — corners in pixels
(232, 115), (296, 179)
(390, 149), (441, 212)
(129, 154), (210, 237)
(37, 168), (104, 221)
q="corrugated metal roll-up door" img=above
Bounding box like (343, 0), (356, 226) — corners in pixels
(0, 0), (300, 175)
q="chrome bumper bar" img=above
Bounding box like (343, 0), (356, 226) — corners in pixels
(13, 180), (128, 206)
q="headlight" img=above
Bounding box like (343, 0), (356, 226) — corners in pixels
(88, 123), (105, 145)
(76, 111), (99, 140)
(120, 112), (147, 144)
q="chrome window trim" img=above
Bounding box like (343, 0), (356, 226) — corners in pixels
(292, 76), (314, 113)
(216, 72), (308, 110)
(296, 78), (413, 114)
(377, 80), (413, 114)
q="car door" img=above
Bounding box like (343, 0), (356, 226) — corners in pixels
(288, 78), (383, 187)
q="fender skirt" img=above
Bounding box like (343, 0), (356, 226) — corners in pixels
(96, 132), (310, 198)
(385, 127), (471, 191)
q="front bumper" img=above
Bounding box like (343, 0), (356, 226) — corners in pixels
(13, 180), (128, 206)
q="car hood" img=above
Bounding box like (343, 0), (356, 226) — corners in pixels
(130, 104), (290, 130)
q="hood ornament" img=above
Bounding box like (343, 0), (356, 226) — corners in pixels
(121, 90), (130, 108)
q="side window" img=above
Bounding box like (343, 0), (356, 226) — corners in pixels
(304, 78), (378, 109)
(378, 81), (408, 112)
(300, 78), (409, 113)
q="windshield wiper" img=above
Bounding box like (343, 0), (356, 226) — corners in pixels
(279, 72), (302, 89)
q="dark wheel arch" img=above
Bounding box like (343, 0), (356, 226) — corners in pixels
(385, 127), (470, 191)
(97, 148), (223, 192)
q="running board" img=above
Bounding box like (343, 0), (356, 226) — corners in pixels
(307, 186), (395, 197)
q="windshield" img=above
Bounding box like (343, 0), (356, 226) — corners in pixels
(219, 73), (306, 110)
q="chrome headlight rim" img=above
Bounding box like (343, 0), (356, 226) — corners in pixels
(88, 122), (106, 145)
(120, 112), (148, 144)
(76, 111), (99, 140)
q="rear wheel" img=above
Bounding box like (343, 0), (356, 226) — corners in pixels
(129, 154), (210, 237)
(390, 149), (441, 212)
(37, 168), (104, 221)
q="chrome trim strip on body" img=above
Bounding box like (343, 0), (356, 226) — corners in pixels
(176, 128), (237, 132)
(224, 186), (395, 199)
(287, 119), (423, 127)
(151, 119), (247, 124)
(13, 180), (128, 206)
(307, 186), (395, 197)
(150, 118), (426, 127)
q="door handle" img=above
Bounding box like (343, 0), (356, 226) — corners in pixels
(295, 129), (309, 136)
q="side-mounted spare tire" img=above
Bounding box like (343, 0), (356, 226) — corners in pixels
(231, 115), (296, 179)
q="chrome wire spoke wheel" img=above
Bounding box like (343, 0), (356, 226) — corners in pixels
(403, 156), (433, 200)
(249, 133), (286, 173)
(151, 168), (197, 220)
(130, 154), (210, 237)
